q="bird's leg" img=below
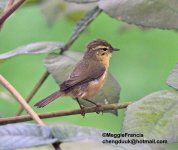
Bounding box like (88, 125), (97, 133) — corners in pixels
(75, 98), (85, 117)
(84, 99), (101, 114)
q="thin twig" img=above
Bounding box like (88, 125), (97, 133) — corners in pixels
(0, 0), (26, 27)
(16, 72), (50, 115)
(16, 7), (102, 116)
(0, 102), (132, 125)
(0, 75), (45, 126)
(61, 6), (102, 53)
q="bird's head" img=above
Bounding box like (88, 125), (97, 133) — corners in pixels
(84, 39), (119, 65)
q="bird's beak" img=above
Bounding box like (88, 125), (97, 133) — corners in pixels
(112, 48), (120, 52)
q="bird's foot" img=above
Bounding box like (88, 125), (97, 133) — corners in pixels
(83, 99), (104, 115)
(95, 103), (102, 114)
(80, 106), (86, 117)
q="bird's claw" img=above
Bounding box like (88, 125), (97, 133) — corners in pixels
(80, 106), (86, 117)
(95, 103), (102, 114)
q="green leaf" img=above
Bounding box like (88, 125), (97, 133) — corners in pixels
(0, 41), (64, 60)
(52, 124), (151, 150)
(98, 0), (178, 29)
(60, 139), (152, 150)
(0, 1), (6, 14)
(40, 0), (65, 25)
(44, 51), (121, 115)
(0, 91), (14, 103)
(19, 145), (54, 150)
(117, 145), (152, 150)
(52, 123), (123, 149)
(40, 0), (98, 25)
(61, 141), (121, 150)
(51, 123), (103, 142)
(0, 123), (56, 149)
(167, 63), (178, 90)
(122, 90), (178, 149)
(65, 0), (98, 4)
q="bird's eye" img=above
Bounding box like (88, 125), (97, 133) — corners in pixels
(102, 48), (107, 51)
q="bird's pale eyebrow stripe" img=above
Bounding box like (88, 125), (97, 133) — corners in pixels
(94, 46), (109, 50)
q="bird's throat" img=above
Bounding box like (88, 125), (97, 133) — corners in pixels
(100, 54), (111, 69)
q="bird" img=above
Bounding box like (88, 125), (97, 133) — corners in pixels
(34, 39), (119, 115)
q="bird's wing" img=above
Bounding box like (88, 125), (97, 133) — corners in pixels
(60, 60), (106, 91)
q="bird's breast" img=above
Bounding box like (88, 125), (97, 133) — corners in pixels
(81, 71), (108, 99)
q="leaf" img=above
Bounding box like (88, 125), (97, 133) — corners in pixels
(0, 41), (64, 60)
(52, 124), (151, 150)
(167, 63), (178, 90)
(40, 0), (97, 25)
(0, 91), (14, 103)
(40, 0), (64, 25)
(61, 141), (120, 150)
(98, 0), (178, 29)
(0, 1), (6, 14)
(51, 123), (103, 142)
(117, 144), (152, 150)
(65, 0), (99, 4)
(44, 51), (121, 115)
(0, 123), (56, 149)
(19, 145), (54, 150)
(122, 90), (178, 149)
(61, 140), (152, 150)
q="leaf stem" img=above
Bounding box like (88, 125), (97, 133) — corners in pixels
(60, 6), (102, 53)
(0, 102), (132, 125)
(0, 75), (45, 126)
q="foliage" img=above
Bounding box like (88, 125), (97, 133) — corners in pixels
(0, 42), (64, 60)
(0, 123), (56, 149)
(167, 63), (178, 90)
(123, 90), (178, 150)
(99, 0), (178, 29)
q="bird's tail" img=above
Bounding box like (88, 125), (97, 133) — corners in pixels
(34, 91), (63, 108)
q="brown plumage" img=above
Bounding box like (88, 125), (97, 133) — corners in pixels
(34, 39), (119, 110)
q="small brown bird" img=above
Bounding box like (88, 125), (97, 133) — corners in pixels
(35, 39), (119, 114)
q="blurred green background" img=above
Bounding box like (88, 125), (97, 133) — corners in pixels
(0, 2), (178, 149)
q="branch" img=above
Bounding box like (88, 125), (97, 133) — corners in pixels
(0, 75), (45, 126)
(16, 7), (102, 116)
(6, 0), (15, 9)
(0, 102), (132, 125)
(0, 0), (26, 27)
